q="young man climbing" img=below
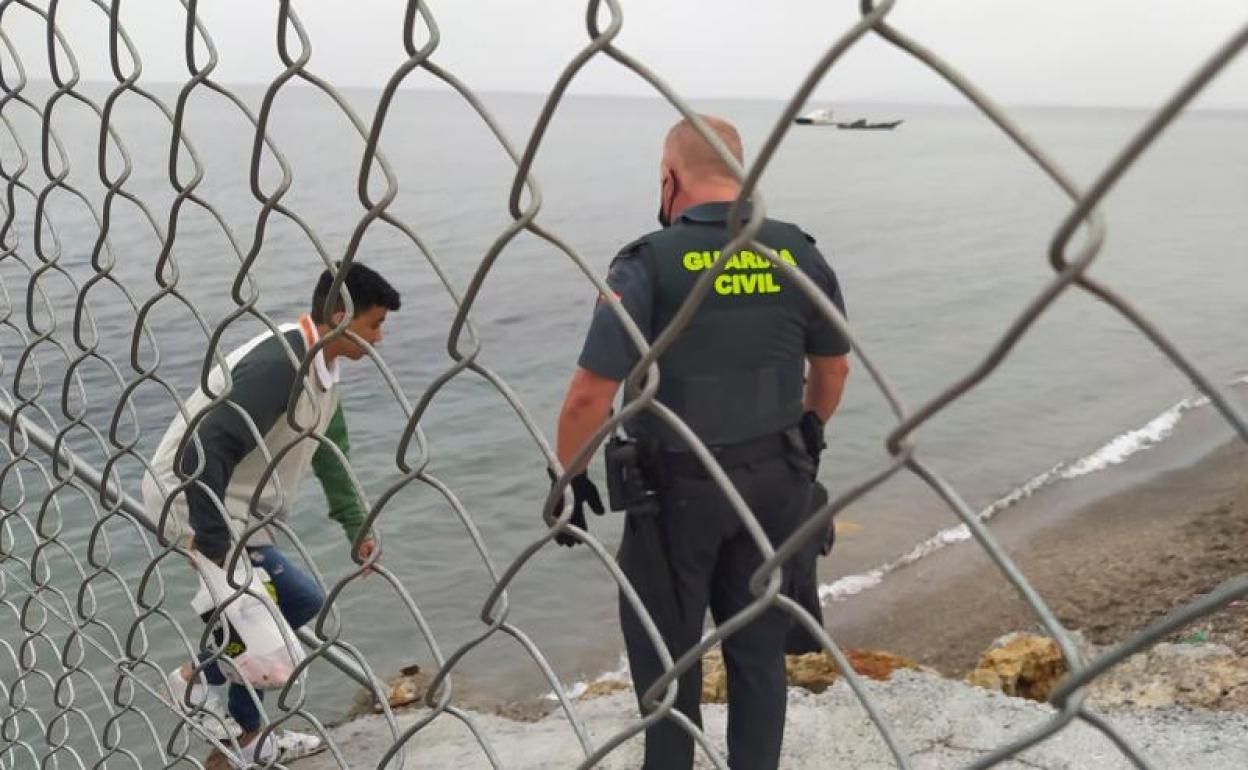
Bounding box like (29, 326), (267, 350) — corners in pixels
(145, 263), (400, 768)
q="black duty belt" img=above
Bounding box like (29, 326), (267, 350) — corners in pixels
(662, 432), (788, 478)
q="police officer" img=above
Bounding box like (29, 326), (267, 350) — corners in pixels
(552, 115), (850, 770)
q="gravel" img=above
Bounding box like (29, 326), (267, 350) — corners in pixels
(290, 670), (1248, 769)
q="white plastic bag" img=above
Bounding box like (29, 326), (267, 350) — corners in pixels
(190, 551), (303, 689)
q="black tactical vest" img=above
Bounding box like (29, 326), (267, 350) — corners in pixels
(622, 204), (824, 449)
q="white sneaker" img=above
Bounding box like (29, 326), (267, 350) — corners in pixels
(166, 667), (242, 741)
(226, 729), (325, 768)
(227, 732), (277, 769)
(273, 729), (327, 760)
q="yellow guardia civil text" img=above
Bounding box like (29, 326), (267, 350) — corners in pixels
(681, 248), (796, 296)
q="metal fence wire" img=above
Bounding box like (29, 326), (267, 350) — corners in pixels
(1, 1), (1247, 768)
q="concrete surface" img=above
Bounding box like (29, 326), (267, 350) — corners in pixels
(289, 670), (1248, 769)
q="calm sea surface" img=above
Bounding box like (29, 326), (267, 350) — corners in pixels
(1, 85), (1245, 750)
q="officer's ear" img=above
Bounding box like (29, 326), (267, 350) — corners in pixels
(666, 166), (683, 193)
(660, 159), (677, 186)
(329, 310), (346, 328)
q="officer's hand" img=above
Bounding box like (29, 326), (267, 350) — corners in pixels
(547, 470), (605, 547)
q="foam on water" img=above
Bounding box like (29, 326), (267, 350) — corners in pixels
(820, 385), (1239, 603)
(1060, 395), (1207, 479)
(550, 654), (630, 701)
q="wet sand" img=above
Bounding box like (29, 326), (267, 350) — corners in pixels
(827, 438), (1248, 675)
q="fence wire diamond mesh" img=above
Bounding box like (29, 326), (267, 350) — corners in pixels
(1, 1), (1246, 769)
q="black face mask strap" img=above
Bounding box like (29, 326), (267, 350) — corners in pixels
(657, 172), (678, 227)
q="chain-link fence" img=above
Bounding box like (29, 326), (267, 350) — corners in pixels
(1, 1), (1246, 768)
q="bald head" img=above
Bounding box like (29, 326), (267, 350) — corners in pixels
(663, 115), (744, 183)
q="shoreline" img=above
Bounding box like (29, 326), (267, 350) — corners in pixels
(826, 435), (1248, 675)
(549, 388), (1248, 697)
(343, 428), (1248, 728)
(297, 427), (1248, 767)
(352, 406), (1248, 718)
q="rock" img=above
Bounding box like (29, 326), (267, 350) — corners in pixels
(702, 648), (920, 704)
(578, 678), (631, 701)
(840, 649), (923, 682)
(345, 663), (463, 718)
(966, 633), (1067, 702)
(1087, 642), (1248, 710)
(786, 653), (842, 694)
(204, 750), (230, 770)
(380, 663), (437, 710)
(703, 652), (728, 703)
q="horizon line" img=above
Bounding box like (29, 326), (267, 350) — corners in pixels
(15, 76), (1248, 113)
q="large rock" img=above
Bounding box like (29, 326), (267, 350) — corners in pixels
(702, 648), (920, 704)
(963, 633), (1248, 710)
(1087, 642), (1248, 710)
(966, 633), (1067, 702)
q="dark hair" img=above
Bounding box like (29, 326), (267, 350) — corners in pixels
(310, 262), (401, 323)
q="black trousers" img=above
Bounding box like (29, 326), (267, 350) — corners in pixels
(785, 481), (831, 655)
(618, 455), (810, 770)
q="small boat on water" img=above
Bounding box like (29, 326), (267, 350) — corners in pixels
(794, 108), (835, 126)
(836, 118), (904, 130)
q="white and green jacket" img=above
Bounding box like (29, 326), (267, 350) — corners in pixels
(142, 316), (365, 562)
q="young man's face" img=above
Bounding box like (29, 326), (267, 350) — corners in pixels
(331, 305), (389, 360)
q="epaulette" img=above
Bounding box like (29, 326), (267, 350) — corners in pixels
(608, 234), (658, 283)
(613, 235), (650, 259)
(772, 218), (817, 246)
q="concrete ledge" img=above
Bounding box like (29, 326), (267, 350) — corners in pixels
(291, 670), (1248, 769)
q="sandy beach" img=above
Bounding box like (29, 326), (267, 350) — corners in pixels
(827, 437), (1248, 675)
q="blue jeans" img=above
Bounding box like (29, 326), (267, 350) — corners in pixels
(199, 546), (325, 733)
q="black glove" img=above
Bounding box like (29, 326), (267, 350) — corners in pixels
(799, 411), (826, 468)
(546, 470), (605, 547)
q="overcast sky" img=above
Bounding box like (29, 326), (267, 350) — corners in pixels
(8, 1), (1248, 109)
